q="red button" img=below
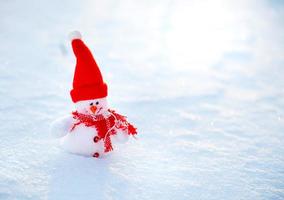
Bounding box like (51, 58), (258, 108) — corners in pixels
(93, 136), (100, 143)
(93, 152), (100, 158)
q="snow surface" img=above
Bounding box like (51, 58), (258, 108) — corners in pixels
(1, 0), (284, 199)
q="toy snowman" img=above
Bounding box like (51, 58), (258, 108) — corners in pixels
(51, 31), (137, 158)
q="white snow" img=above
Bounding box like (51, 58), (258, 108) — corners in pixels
(1, 0), (284, 200)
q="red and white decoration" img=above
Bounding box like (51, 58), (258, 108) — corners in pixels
(51, 31), (137, 158)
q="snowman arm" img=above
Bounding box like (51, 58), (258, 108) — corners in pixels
(111, 126), (129, 144)
(50, 115), (75, 138)
(111, 129), (128, 144)
(119, 127), (128, 134)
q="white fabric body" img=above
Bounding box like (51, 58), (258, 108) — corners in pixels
(51, 97), (129, 157)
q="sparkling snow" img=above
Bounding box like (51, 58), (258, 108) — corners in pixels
(0, 0), (284, 199)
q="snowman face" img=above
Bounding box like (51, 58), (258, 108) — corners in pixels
(75, 97), (108, 115)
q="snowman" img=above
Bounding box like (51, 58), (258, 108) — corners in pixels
(51, 31), (137, 158)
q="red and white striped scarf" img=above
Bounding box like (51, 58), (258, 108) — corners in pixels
(70, 109), (137, 153)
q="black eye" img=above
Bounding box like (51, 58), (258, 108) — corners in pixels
(90, 102), (93, 106)
(96, 101), (99, 105)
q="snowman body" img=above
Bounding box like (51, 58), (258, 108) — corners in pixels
(52, 98), (129, 157)
(60, 123), (104, 156)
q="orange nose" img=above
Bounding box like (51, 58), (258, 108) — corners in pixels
(90, 105), (97, 113)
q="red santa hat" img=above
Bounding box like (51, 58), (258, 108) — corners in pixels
(69, 31), (108, 103)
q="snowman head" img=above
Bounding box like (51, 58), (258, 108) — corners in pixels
(75, 97), (108, 115)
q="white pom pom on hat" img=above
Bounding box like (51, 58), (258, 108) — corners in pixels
(69, 30), (82, 41)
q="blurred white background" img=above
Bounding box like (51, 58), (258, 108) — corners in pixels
(0, 0), (284, 199)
